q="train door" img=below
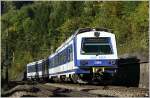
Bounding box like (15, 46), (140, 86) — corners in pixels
(68, 45), (73, 70)
(35, 62), (39, 80)
(42, 59), (49, 80)
(45, 59), (49, 79)
(42, 60), (45, 78)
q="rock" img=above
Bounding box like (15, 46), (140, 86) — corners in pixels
(119, 52), (148, 62)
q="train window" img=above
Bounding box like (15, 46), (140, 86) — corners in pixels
(30, 65), (33, 72)
(60, 53), (63, 65)
(68, 45), (73, 62)
(68, 48), (70, 61)
(56, 56), (58, 66)
(52, 58), (54, 66)
(30, 66), (32, 73)
(57, 56), (59, 65)
(56, 55), (58, 66)
(59, 54), (61, 65)
(33, 65), (35, 72)
(62, 52), (64, 63)
(29, 65), (35, 72)
(50, 59), (52, 66)
(70, 45), (73, 61)
(28, 66), (30, 73)
(32, 65), (35, 72)
(64, 50), (67, 63)
(27, 66), (30, 73)
(55, 56), (57, 66)
(38, 63), (42, 71)
(81, 37), (113, 55)
(40, 63), (42, 71)
(29, 66), (31, 73)
(49, 59), (51, 67)
(40, 64), (41, 71)
(38, 64), (40, 71)
(54, 57), (56, 66)
(57, 54), (60, 65)
(27, 66), (29, 72)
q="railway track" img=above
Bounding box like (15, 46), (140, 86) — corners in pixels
(2, 81), (98, 97)
(2, 79), (149, 97)
(45, 82), (149, 97)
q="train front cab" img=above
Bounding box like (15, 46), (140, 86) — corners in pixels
(74, 31), (118, 82)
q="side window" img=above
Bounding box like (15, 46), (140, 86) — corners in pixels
(32, 65), (35, 72)
(51, 59), (53, 66)
(27, 66), (30, 73)
(38, 64), (40, 71)
(58, 53), (61, 65)
(55, 56), (57, 66)
(54, 57), (56, 66)
(69, 45), (73, 61)
(64, 50), (67, 63)
(49, 59), (51, 67)
(33, 65), (35, 72)
(56, 55), (58, 66)
(58, 54), (59, 65)
(30, 66), (32, 72)
(39, 63), (42, 71)
(29, 66), (31, 73)
(70, 45), (73, 61)
(68, 48), (70, 61)
(68, 45), (73, 61)
(52, 58), (54, 66)
(55, 56), (58, 66)
(60, 53), (63, 65)
(62, 51), (65, 63)
(27, 66), (29, 73)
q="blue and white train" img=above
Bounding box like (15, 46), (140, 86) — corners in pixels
(26, 28), (118, 83)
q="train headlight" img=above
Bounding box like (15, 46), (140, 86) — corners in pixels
(111, 60), (116, 65)
(108, 60), (116, 65)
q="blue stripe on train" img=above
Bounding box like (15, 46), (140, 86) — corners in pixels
(76, 59), (117, 67)
(49, 68), (90, 76)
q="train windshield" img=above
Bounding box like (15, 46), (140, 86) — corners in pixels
(81, 37), (113, 55)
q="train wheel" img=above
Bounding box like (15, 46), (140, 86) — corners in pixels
(52, 76), (61, 83)
(60, 75), (66, 82)
(71, 74), (79, 83)
(71, 74), (88, 84)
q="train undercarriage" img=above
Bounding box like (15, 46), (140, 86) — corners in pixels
(27, 66), (117, 85)
(49, 67), (117, 84)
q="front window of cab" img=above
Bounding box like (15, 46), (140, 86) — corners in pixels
(81, 37), (113, 55)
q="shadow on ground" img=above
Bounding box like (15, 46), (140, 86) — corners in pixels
(114, 57), (140, 87)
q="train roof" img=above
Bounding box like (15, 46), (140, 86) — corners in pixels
(55, 35), (74, 52)
(27, 59), (44, 66)
(55, 28), (111, 51)
(74, 27), (111, 35)
(27, 61), (36, 66)
(48, 27), (113, 59)
(36, 59), (43, 64)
